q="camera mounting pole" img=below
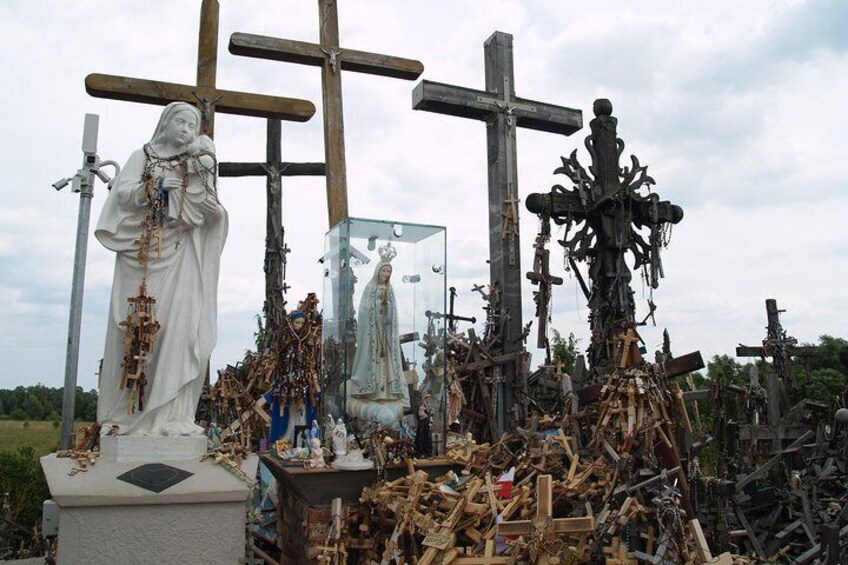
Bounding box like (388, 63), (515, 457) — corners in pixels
(54, 114), (120, 450)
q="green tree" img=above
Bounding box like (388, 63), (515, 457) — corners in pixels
(0, 445), (50, 530)
(550, 330), (580, 374)
(798, 368), (845, 405)
(707, 354), (748, 386)
(21, 396), (44, 421)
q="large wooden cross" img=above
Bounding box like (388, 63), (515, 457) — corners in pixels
(85, 0), (315, 138)
(219, 119), (325, 328)
(413, 31), (582, 431)
(229, 0), (424, 227)
(498, 474), (594, 564)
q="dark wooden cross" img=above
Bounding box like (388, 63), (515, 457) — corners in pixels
(229, 0), (424, 227)
(526, 99), (683, 378)
(219, 119), (325, 328)
(85, 0), (315, 138)
(736, 298), (823, 386)
(526, 234), (563, 351)
(413, 31), (582, 431)
(736, 298), (829, 453)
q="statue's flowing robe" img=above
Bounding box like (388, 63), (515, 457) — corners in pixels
(95, 147), (228, 435)
(348, 267), (410, 408)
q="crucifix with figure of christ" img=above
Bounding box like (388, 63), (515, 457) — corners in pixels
(229, 0), (424, 227)
(219, 119), (326, 329)
(85, 0), (314, 138)
(412, 31), (582, 433)
(735, 298), (846, 454)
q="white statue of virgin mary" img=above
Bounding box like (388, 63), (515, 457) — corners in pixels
(345, 242), (410, 428)
(95, 102), (228, 436)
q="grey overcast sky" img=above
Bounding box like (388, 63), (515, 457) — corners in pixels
(1, 0), (846, 391)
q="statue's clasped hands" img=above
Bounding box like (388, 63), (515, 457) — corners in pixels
(159, 177), (183, 192)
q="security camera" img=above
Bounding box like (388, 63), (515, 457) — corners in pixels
(52, 178), (71, 191)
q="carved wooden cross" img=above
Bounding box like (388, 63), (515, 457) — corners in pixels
(452, 540), (514, 564)
(413, 31), (582, 431)
(219, 119), (325, 327)
(526, 234), (563, 350)
(85, 0), (314, 138)
(229, 0), (424, 226)
(735, 298), (838, 452)
(419, 478), (483, 565)
(617, 326), (643, 369)
(498, 474), (594, 564)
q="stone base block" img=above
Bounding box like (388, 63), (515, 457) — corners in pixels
(100, 434), (207, 462)
(41, 452), (258, 565)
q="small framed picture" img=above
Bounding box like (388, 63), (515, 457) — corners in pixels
(293, 425), (310, 449)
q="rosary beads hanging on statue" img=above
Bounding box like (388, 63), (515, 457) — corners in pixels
(96, 102), (228, 436)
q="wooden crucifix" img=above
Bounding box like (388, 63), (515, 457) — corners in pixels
(735, 298), (830, 453)
(736, 298), (825, 385)
(413, 31), (582, 431)
(229, 0), (424, 227)
(526, 99), (683, 378)
(85, 0), (314, 137)
(526, 234), (563, 351)
(451, 540), (513, 565)
(498, 474), (594, 564)
(219, 119), (325, 328)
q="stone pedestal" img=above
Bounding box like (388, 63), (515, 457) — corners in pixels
(99, 434), (207, 462)
(41, 443), (257, 565)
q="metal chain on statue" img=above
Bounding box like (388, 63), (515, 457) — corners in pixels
(118, 145), (215, 413)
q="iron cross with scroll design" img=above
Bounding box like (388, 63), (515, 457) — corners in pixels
(526, 99), (683, 377)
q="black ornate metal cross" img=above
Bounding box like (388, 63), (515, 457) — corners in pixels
(526, 99), (683, 376)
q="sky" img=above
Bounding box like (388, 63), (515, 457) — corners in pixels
(1, 0), (846, 392)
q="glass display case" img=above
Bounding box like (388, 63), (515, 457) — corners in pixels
(322, 217), (447, 450)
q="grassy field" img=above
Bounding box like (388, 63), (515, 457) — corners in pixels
(0, 420), (62, 457)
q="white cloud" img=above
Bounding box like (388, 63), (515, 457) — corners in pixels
(0, 0), (845, 394)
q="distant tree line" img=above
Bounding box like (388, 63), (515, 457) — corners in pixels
(0, 385), (97, 422)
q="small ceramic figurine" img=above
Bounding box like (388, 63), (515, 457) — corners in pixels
(324, 414), (336, 442)
(415, 392), (433, 458)
(306, 437), (326, 468)
(332, 419), (348, 457)
(310, 419), (321, 441)
(206, 423), (222, 450)
(332, 446), (374, 470)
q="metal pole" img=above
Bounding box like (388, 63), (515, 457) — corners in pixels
(59, 175), (94, 450)
(56, 114), (119, 450)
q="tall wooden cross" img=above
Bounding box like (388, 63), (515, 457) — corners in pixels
(735, 298), (836, 453)
(219, 119), (325, 328)
(413, 31), (582, 431)
(229, 0), (425, 227)
(85, 0), (315, 138)
(736, 299), (824, 386)
(526, 99), (683, 378)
